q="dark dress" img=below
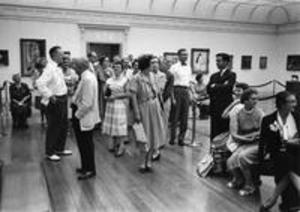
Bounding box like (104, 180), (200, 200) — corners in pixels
(260, 111), (300, 210)
(207, 69), (236, 140)
(9, 82), (32, 128)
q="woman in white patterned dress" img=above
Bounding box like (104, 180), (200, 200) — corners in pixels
(102, 61), (130, 157)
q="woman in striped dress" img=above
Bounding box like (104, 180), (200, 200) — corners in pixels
(102, 61), (130, 157)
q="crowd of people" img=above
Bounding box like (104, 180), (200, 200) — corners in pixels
(4, 45), (300, 211)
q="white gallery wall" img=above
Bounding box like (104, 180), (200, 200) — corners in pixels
(0, 5), (299, 87)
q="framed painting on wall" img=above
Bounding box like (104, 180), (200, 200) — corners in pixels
(163, 52), (178, 65)
(20, 39), (46, 77)
(259, 56), (267, 69)
(287, 55), (300, 71)
(0, 50), (9, 66)
(191, 48), (210, 74)
(241, 55), (252, 70)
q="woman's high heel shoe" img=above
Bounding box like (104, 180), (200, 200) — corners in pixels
(151, 153), (161, 161)
(259, 197), (277, 212)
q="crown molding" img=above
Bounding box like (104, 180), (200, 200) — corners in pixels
(0, 3), (277, 35)
(277, 22), (300, 35)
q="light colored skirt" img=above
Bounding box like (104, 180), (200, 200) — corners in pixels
(102, 99), (128, 136)
(227, 143), (259, 170)
(139, 98), (166, 149)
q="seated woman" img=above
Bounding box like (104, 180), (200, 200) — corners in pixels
(222, 82), (249, 152)
(226, 88), (264, 196)
(9, 73), (32, 129)
(192, 73), (209, 119)
(260, 91), (300, 211)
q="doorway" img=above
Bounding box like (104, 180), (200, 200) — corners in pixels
(87, 43), (121, 61)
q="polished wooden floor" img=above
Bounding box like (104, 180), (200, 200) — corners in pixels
(0, 108), (280, 212)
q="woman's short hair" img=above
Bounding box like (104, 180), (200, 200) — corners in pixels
(138, 54), (153, 71)
(12, 73), (20, 82)
(235, 82), (249, 91)
(240, 88), (258, 104)
(99, 56), (109, 66)
(275, 91), (294, 109)
(113, 61), (124, 69)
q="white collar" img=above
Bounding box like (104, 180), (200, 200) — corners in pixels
(277, 112), (293, 127)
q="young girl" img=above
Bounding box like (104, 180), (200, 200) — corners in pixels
(102, 61), (130, 157)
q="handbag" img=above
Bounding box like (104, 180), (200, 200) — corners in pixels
(196, 153), (214, 177)
(212, 132), (230, 149)
(132, 122), (148, 144)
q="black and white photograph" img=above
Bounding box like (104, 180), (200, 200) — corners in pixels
(0, 1), (300, 212)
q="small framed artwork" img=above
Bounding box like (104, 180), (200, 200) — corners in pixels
(20, 39), (46, 77)
(259, 56), (267, 69)
(163, 52), (178, 65)
(287, 55), (300, 71)
(191, 48), (210, 74)
(0, 50), (9, 66)
(241, 55), (252, 70)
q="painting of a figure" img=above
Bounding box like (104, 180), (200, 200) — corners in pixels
(191, 49), (209, 74)
(20, 39), (46, 76)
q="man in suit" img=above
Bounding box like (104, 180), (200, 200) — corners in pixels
(207, 53), (236, 141)
(71, 58), (100, 180)
(260, 91), (300, 212)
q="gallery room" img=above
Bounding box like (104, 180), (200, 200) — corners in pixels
(0, 0), (300, 211)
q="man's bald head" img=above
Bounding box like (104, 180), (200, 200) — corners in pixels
(71, 58), (90, 75)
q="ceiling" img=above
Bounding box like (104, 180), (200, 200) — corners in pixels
(1, 0), (300, 25)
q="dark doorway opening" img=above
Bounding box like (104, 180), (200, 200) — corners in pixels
(87, 43), (121, 61)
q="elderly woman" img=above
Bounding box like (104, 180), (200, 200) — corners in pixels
(260, 91), (300, 211)
(9, 73), (32, 129)
(226, 88), (264, 196)
(130, 54), (166, 173)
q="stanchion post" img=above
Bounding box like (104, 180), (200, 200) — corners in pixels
(187, 101), (201, 147)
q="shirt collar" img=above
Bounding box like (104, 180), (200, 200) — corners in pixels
(49, 60), (58, 68)
(277, 112), (293, 127)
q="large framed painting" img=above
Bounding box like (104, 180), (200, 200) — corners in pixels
(287, 55), (300, 71)
(163, 52), (178, 65)
(259, 56), (267, 69)
(20, 39), (46, 77)
(0, 50), (9, 66)
(241, 55), (252, 70)
(191, 48), (210, 74)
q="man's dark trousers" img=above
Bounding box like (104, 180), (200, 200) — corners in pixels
(72, 117), (95, 173)
(170, 86), (190, 143)
(45, 95), (68, 155)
